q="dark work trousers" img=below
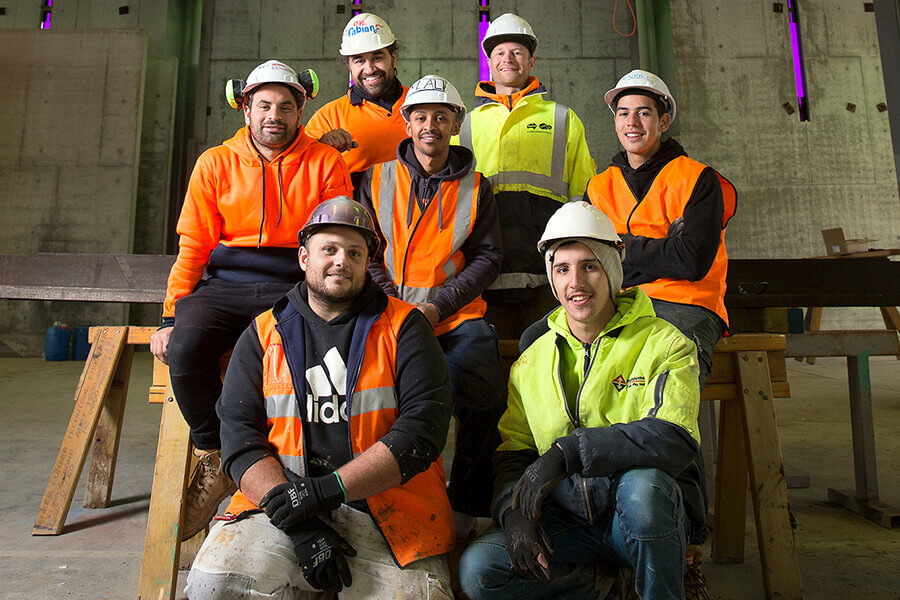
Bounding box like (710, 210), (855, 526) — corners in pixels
(648, 298), (725, 391)
(167, 278), (295, 450)
(438, 318), (507, 518)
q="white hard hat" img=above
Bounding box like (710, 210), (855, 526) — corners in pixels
(225, 61), (318, 109)
(340, 13), (397, 56)
(540, 202), (624, 303)
(400, 75), (467, 122)
(604, 69), (676, 122)
(482, 13), (538, 57)
(538, 201), (621, 254)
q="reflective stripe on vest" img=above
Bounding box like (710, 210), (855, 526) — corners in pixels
(587, 157), (734, 325)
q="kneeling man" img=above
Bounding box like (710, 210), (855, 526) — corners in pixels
(459, 201), (706, 600)
(186, 197), (455, 599)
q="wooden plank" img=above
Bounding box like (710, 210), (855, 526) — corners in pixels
(711, 395), (749, 564)
(702, 380), (790, 402)
(89, 325), (156, 345)
(33, 327), (128, 535)
(785, 330), (900, 358)
(709, 349), (787, 385)
(137, 377), (193, 600)
(736, 350), (804, 599)
(83, 344), (135, 508)
(714, 334), (785, 353)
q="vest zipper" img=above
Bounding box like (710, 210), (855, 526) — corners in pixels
(573, 340), (599, 429)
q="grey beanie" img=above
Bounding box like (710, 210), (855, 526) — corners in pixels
(544, 238), (624, 304)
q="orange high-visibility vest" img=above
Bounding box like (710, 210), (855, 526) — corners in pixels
(224, 297), (454, 567)
(369, 160), (486, 336)
(587, 156), (737, 325)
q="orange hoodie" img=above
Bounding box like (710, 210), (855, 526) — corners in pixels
(162, 126), (352, 318)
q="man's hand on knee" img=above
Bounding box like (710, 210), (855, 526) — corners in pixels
(512, 443), (568, 521)
(150, 327), (173, 365)
(260, 471), (345, 529)
(287, 517), (356, 593)
(502, 508), (554, 582)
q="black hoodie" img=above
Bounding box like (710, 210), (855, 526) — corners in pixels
(356, 138), (503, 324)
(606, 138), (725, 291)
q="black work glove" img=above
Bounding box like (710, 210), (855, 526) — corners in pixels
(287, 517), (357, 594)
(512, 444), (568, 521)
(502, 508), (555, 582)
(260, 472), (345, 530)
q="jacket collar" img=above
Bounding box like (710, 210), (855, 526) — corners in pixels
(610, 137), (686, 174)
(474, 77), (545, 110)
(546, 288), (655, 349)
(348, 79), (405, 110)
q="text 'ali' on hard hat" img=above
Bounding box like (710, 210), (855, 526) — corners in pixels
(481, 12), (538, 57)
(339, 13), (397, 56)
(603, 69), (677, 122)
(225, 60), (319, 109)
(400, 75), (467, 122)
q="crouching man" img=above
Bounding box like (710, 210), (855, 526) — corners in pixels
(185, 197), (455, 599)
(459, 201), (706, 600)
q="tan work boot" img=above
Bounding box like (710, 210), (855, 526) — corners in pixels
(182, 449), (237, 541)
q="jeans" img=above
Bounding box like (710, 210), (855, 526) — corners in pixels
(649, 299), (724, 391)
(168, 278), (294, 449)
(439, 318), (506, 517)
(458, 468), (687, 600)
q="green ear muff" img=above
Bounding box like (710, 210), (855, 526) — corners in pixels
(299, 69), (319, 100)
(225, 79), (246, 109)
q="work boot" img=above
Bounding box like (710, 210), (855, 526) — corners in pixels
(182, 449), (237, 541)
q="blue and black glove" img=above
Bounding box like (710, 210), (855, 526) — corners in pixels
(260, 471), (346, 530)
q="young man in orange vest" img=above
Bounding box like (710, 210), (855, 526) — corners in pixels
(305, 13), (410, 188)
(149, 60), (353, 542)
(585, 70), (736, 389)
(356, 75), (505, 535)
(185, 197), (455, 599)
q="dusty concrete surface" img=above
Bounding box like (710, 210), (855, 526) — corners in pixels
(1, 352), (898, 599)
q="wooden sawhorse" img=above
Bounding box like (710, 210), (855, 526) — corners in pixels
(32, 326), (202, 600)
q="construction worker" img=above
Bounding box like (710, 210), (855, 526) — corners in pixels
(149, 60), (353, 542)
(185, 197), (455, 599)
(356, 75), (504, 535)
(587, 69), (737, 389)
(454, 12), (596, 339)
(306, 13), (409, 187)
(458, 201), (707, 600)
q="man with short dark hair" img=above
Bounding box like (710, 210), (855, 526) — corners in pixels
(185, 197), (455, 599)
(356, 74), (504, 536)
(306, 13), (410, 187)
(149, 60), (352, 541)
(588, 69), (737, 389)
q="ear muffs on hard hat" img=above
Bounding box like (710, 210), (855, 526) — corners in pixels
(225, 68), (319, 109)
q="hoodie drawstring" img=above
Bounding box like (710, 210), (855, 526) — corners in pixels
(257, 155), (266, 249)
(437, 185), (444, 232)
(406, 183), (416, 227)
(276, 156), (284, 228)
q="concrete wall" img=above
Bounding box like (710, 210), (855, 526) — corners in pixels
(200, 0), (638, 168)
(0, 28), (147, 354)
(671, 0), (900, 328)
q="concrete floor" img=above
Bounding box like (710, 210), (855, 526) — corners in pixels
(1, 352), (898, 599)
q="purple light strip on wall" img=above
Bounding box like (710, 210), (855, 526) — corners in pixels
(787, 0), (809, 121)
(352, 0), (361, 17)
(40, 0), (52, 29)
(478, 1), (490, 82)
